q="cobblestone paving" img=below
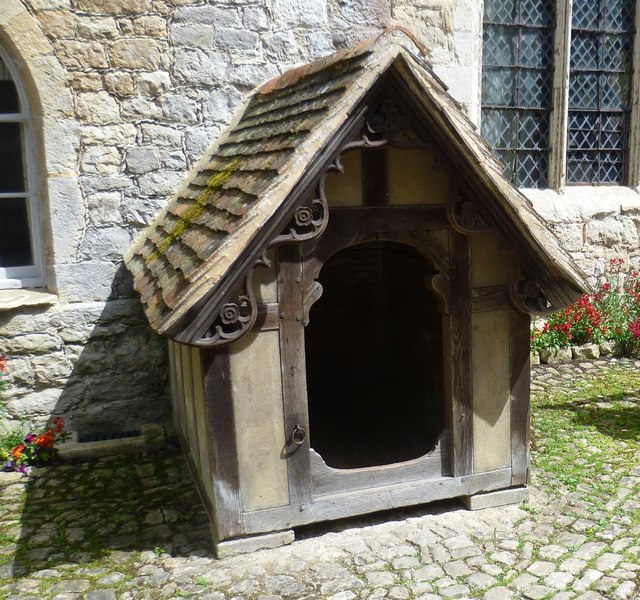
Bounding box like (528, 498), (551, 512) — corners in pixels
(0, 359), (638, 599)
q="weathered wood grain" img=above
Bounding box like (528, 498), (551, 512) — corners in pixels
(310, 431), (451, 496)
(253, 302), (280, 331)
(471, 286), (511, 312)
(242, 467), (512, 534)
(472, 310), (511, 472)
(510, 309), (531, 485)
(202, 348), (243, 540)
(230, 331), (289, 511)
(449, 231), (473, 476)
(191, 347), (213, 500)
(180, 344), (200, 473)
(329, 206), (448, 232)
(277, 244), (313, 509)
(362, 147), (388, 206)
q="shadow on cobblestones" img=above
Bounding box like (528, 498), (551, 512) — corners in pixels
(9, 440), (212, 577)
(537, 401), (640, 442)
(0, 360), (638, 599)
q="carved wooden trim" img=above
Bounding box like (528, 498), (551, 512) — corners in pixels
(360, 96), (434, 149)
(194, 252), (271, 347)
(447, 193), (493, 235)
(271, 188), (329, 245)
(510, 276), (557, 315)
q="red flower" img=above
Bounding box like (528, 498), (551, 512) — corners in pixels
(11, 444), (25, 460)
(36, 430), (55, 450)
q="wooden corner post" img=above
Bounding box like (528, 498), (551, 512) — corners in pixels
(449, 231), (473, 476)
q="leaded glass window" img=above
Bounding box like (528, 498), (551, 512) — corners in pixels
(567, 0), (636, 183)
(0, 47), (40, 287)
(481, 0), (555, 187)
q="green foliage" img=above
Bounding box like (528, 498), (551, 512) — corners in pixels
(2, 418), (68, 473)
(0, 423), (28, 464)
(531, 258), (640, 351)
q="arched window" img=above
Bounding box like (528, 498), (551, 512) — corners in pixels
(0, 46), (42, 288)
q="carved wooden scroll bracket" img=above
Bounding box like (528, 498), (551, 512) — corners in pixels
(362, 97), (432, 149)
(195, 175), (333, 347)
(195, 251), (272, 347)
(511, 277), (557, 315)
(447, 194), (494, 235)
(270, 185), (329, 246)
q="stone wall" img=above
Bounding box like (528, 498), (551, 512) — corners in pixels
(1, 0), (640, 431)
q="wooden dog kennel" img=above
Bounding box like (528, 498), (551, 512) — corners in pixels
(125, 30), (586, 555)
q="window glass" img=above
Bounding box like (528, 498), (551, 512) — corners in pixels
(0, 55), (19, 113)
(0, 123), (26, 193)
(481, 0), (555, 187)
(567, 0), (636, 183)
(0, 197), (33, 268)
(0, 46), (38, 285)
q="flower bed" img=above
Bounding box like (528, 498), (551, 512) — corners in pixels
(531, 258), (640, 363)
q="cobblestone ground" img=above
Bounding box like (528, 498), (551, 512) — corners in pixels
(0, 359), (638, 599)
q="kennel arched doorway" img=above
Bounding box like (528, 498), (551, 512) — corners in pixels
(304, 241), (445, 470)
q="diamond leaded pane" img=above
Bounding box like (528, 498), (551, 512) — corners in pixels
(483, 25), (518, 66)
(601, 113), (625, 149)
(569, 72), (599, 109)
(520, 29), (553, 67)
(481, 108), (517, 148)
(602, 0), (635, 30)
(482, 67), (517, 106)
(484, 0), (516, 23)
(517, 151), (549, 187)
(519, 69), (552, 108)
(572, 0), (599, 29)
(600, 72), (628, 109)
(520, 0), (554, 26)
(518, 111), (549, 148)
(567, 151), (598, 183)
(600, 152), (624, 182)
(482, 0), (553, 187)
(600, 34), (632, 71)
(568, 0), (635, 183)
(571, 33), (598, 70)
(495, 149), (516, 181)
(568, 112), (599, 149)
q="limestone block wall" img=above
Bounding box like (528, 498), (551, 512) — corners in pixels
(1, 0), (639, 431)
(525, 187), (640, 288)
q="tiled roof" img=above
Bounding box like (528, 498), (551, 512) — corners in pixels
(125, 38), (381, 336)
(124, 28), (587, 341)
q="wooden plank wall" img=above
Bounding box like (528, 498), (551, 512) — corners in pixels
(229, 331), (289, 512)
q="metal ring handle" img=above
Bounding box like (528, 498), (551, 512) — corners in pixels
(291, 424), (306, 445)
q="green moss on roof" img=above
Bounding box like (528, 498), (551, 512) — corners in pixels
(145, 157), (241, 264)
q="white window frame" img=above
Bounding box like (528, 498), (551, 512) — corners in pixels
(482, 0), (640, 189)
(0, 45), (43, 290)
